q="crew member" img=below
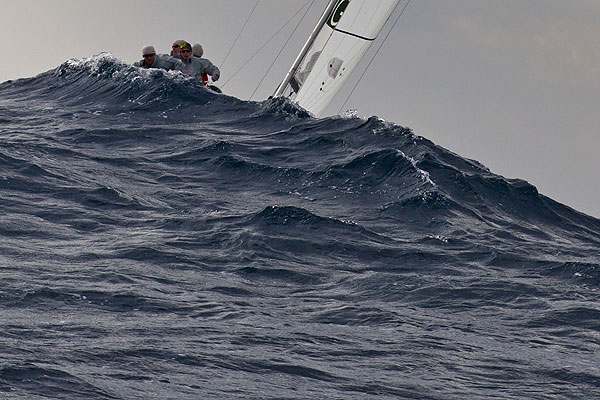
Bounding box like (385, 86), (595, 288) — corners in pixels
(170, 40), (185, 57)
(192, 43), (218, 84)
(192, 43), (204, 58)
(178, 42), (220, 83)
(135, 45), (184, 71)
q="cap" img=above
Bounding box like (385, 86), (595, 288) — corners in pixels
(192, 43), (204, 57)
(142, 45), (156, 56)
(172, 39), (185, 48)
(180, 42), (192, 51)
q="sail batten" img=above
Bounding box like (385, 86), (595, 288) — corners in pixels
(274, 0), (401, 116)
(333, 28), (376, 41)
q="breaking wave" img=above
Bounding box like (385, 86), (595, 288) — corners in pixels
(1, 54), (599, 399)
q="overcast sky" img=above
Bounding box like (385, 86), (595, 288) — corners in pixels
(1, 0), (598, 218)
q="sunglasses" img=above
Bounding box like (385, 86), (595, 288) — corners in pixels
(181, 49), (191, 53)
(143, 54), (155, 58)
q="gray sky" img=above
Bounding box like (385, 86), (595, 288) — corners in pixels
(1, 0), (598, 218)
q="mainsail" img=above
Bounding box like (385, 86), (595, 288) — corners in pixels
(273, 0), (401, 117)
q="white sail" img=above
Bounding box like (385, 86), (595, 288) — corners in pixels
(274, 0), (400, 117)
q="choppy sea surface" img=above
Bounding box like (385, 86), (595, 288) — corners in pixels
(1, 54), (599, 399)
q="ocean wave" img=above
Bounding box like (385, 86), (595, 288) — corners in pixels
(1, 54), (600, 399)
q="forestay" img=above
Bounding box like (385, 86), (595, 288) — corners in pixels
(273, 0), (400, 117)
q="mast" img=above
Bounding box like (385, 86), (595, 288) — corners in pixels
(272, 0), (338, 98)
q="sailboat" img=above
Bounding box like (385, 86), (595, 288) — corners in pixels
(272, 0), (402, 117)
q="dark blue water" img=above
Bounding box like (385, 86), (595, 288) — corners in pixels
(1, 54), (599, 399)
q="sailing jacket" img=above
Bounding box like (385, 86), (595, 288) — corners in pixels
(180, 56), (220, 82)
(135, 54), (184, 71)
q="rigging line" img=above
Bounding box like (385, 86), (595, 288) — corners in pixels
(219, 0), (261, 70)
(337, 0), (412, 115)
(221, 0), (314, 89)
(249, 0), (316, 100)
